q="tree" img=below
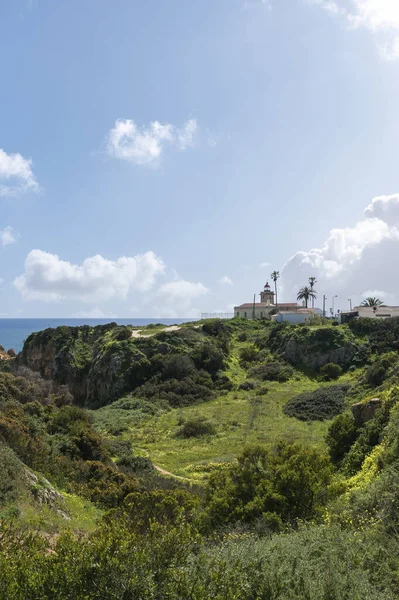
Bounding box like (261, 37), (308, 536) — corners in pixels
(271, 271), (280, 306)
(297, 286), (317, 308)
(309, 277), (317, 308)
(361, 297), (384, 307)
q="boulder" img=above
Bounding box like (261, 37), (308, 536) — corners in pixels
(351, 398), (382, 426)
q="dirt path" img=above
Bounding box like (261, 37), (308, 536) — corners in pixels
(131, 324), (200, 339)
(154, 464), (193, 481)
(131, 325), (182, 339)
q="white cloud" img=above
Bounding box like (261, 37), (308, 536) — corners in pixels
(219, 275), (233, 285)
(107, 117), (198, 166)
(177, 119), (198, 150)
(260, 261), (271, 268)
(0, 226), (17, 246)
(311, 0), (399, 59)
(0, 149), (39, 196)
(155, 279), (209, 317)
(360, 289), (394, 303)
(281, 193), (399, 307)
(14, 249), (165, 302)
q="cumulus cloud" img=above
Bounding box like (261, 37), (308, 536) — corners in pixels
(107, 117), (198, 166)
(311, 0), (399, 59)
(155, 279), (209, 317)
(0, 226), (17, 246)
(0, 149), (39, 196)
(281, 193), (399, 308)
(14, 249), (165, 302)
(219, 275), (233, 285)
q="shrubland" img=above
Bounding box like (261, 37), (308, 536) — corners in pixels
(2, 317), (399, 597)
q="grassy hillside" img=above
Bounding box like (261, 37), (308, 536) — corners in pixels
(3, 316), (399, 597)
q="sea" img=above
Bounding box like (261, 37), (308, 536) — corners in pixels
(0, 318), (196, 353)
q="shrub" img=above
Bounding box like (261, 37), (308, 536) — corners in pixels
(326, 413), (359, 464)
(238, 345), (258, 365)
(365, 354), (397, 387)
(0, 445), (24, 504)
(176, 418), (217, 438)
(136, 376), (213, 407)
(283, 385), (348, 421)
(238, 381), (256, 391)
(320, 363), (343, 381)
(116, 455), (155, 475)
(202, 442), (332, 529)
(162, 354), (195, 380)
(191, 343), (226, 376)
(249, 361), (293, 382)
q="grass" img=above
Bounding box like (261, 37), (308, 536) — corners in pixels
(0, 492), (102, 535)
(93, 378), (331, 480)
(92, 332), (358, 481)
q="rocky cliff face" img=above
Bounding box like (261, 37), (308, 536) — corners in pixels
(19, 324), (151, 408)
(269, 325), (359, 370)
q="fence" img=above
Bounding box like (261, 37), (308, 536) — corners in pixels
(200, 313), (234, 320)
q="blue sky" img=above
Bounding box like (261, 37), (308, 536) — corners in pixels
(2, 0), (399, 317)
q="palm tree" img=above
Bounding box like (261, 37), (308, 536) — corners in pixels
(308, 277), (317, 308)
(360, 297), (384, 307)
(297, 285), (317, 308)
(271, 271), (280, 306)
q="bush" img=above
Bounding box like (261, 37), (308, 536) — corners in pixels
(238, 381), (256, 391)
(116, 455), (155, 475)
(202, 442), (332, 529)
(283, 385), (348, 421)
(365, 354), (397, 387)
(249, 361), (293, 382)
(176, 418), (216, 438)
(137, 376), (213, 407)
(320, 363), (343, 381)
(0, 445), (24, 504)
(326, 413), (359, 464)
(191, 343), (226, 376)
(162, 355), (195, 380)
(238, 345), (258, 365)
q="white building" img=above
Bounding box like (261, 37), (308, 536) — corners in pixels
(234, 282), (300, 320)
(355, 305), (399, 319)
(273, 308), (323, 324)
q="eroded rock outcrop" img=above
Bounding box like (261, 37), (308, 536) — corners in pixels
(269, 326), (358, 370)
(351, 398), (382, 426)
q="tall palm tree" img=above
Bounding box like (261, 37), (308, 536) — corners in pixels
(270, 271), (280, 306)
(297, 285), (317, 308)
(308, 277), (317, 308)
(360, 297), (384, 307)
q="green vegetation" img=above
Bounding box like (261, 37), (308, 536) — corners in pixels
(283, 384), (348, 421)
(4, 316), (399, 596)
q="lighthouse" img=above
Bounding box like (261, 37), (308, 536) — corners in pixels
(260, 281), (275, 306)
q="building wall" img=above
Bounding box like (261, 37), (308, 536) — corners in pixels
(235, 306), (274, 319)
(356, 306), (399, 319)
(273, 312), (313, 324)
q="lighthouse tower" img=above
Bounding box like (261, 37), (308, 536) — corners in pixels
(260, 281), (275, 306)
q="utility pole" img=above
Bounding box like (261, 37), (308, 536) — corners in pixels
(253, 293), (256, 320)
(332, 295), (338, 318)
(323, 295), (327, 317)
(348, 298), (352, 311)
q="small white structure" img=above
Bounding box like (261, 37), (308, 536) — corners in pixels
(234, 282), (300, 320)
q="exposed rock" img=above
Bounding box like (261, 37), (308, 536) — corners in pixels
(19, 324), (151, 408)
(269, 326), (358, 370)
(351, 398), (382, 426)
(24, 469), (70, 519)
